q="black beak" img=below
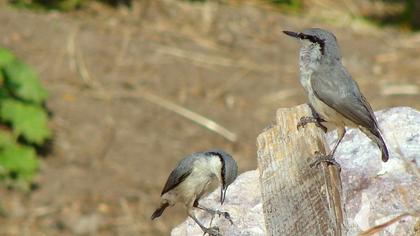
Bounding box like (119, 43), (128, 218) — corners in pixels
(220, 187), (227, 205)
(283, 30), (301, 38)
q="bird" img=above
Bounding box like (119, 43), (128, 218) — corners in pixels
(283, 28), (389, 164)
(151, 149), (238, 236)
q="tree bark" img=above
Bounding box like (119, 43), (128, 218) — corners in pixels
(257, 104), (344, 236)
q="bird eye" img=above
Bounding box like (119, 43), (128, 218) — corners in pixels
(310, 36), (325, 55)
(297, 33), (307, 40)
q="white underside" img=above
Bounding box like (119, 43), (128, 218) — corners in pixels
(161, 156), (222, 209)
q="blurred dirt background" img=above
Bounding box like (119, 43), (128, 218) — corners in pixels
(0, 0), (419, 235)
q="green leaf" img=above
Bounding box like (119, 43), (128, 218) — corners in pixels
(0, 130), (39, 182)
(0, 86), (8, 100)
(0, 130), (15, 147)
(3, 61), (48, 104)
(0, 99), (51, 144)
(0, 143), (38, 182)
(0, 48), (16, 67)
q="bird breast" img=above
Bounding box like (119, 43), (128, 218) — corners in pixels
(189, 157), (223, 195)
(299, 43), (322, 93)
(162, 157), (222, 205)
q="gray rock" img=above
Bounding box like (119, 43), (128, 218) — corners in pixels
(329, 107), (420, 235)
(172, 107), (420, 236)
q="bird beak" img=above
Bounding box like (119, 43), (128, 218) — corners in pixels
(283, 30), (301, 39)
(220, 187), (227, 205)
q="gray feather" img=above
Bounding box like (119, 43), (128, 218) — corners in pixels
(160, 155), (197, 196)
(311, 65), (378, 130)
(284, 27), (390, 162)
(311, 64), (389, 161)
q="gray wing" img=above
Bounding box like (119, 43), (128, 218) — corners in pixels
(311, 66), (379, 131)
(160, 155), (197, 196)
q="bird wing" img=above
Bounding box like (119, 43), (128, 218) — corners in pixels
(160, 155), (196, 196)
(310, 66), (379, 131)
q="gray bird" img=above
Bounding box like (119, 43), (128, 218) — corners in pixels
(151, 149), (238, 236)
(283, 28), (389, 163)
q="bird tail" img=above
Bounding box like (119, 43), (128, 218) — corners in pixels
(151, 202), (169, 220)
(367, 128), (389, 162)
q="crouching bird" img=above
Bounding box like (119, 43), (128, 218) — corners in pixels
(151, 149), (238, 236)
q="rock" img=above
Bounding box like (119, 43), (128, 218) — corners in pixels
(329, 107), (420, 235)
(171, 107), (420, 236)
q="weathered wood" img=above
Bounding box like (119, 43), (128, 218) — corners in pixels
(257, 104), (344, 236)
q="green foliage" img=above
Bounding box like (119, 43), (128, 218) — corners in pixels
(9, 0), (303, 11)
(0, 131), (38, 183)
(0, 48), (16, 67)
(269, 0), (302, 13)
(0, 47), (51, 188)
(181, 0), (207, 2)
(10, 0), (82, 10)
(38, 0), (82, 10)
(367, 0), (420, 30)
(10, 0), (131, 11)
(3, 61), (48, 104)
(0, 99), (51, 145)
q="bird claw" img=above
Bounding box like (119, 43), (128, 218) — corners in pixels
(202, 226), (221, 236)
(219, 211), (233, 225)
(297, 116), (317, 129)
(309, 151), (341, 171)
(211, 210), (233, 225)
(297, 116), (328, 133)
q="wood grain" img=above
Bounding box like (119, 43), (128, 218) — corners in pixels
(257, 104), (344, 236)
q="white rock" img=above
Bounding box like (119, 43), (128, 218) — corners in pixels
(329, 107), (420, 235)
(172, 107), (420, 236)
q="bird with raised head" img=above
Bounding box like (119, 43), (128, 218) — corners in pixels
(283, 28), (389, 165)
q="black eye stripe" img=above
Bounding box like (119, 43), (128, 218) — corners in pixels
(206, 152), (226, 188)
(298, 33), (325, 55)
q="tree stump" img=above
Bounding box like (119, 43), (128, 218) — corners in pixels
(257, 104), (344, 236)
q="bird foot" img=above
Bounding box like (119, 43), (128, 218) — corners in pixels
(216, 210), (233, 225)
(297, 116), (328, 133)
(202, 226), (221, 236)
(197, 206), (233, 225)
(309, 151), (341, 171)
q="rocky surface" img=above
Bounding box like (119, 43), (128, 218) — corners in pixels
(332, 107), (420, 235)
(172, 107), (420, 236)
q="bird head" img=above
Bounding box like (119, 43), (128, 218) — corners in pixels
(205, 149), (238, 205)
(283, 28), (341, 63)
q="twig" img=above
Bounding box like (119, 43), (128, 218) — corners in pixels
(155, 46), (274, 72)
(134, 89), (237, 142)
(115, 29), (132, 66)
(67, 26), (101, 89)
(156, 46), (233, 67)
(66, 29), (237, 142)
(91, 89), (237, 142)
(67, 28), (77, 74)
(358, 212), (419, 236)
(207, 70), (251, 99)
(96, 117), (117, 163)
(380, 84), (419, 96)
